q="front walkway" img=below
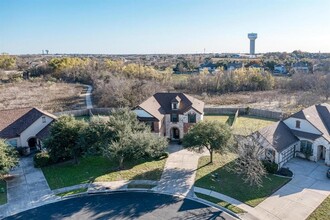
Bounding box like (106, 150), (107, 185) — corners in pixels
(154, 144), (207, 197)
(0, 155), (56, 217)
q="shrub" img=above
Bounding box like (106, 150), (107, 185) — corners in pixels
(262, 161), (278, 174)
(34, 151), (52, 168)
(276, 167), (293, 177)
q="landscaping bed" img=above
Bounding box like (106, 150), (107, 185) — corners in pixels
(195, 153), (290, 207)
(42, 156), (166, 190)
(0, 180), (6, 205)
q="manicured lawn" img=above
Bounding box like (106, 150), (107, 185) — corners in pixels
(195, 192), (245, 214)
(307, 196), (330, 220)
(204, 115), (230, 124)
(74, 115), (91, 121)
(56, 188), (88, 197)
(42, 156), (166, 190)
(233, 116), (277, 135)
(195, 153), (290, 207)
(0, 180), (7, 205)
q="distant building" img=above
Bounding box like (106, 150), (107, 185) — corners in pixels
(199, 62), (217, 73)
(273, 65), (287, 74)
(227, 62), (243, 71)
(292, 62), (309, 74)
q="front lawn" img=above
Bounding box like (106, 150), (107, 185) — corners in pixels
(195, 153), (290, 207)
(0, 180), (6, 205)
(195, 192), (245, 214)
(307, 196), (330, 220)
(42, 156), (166, 190)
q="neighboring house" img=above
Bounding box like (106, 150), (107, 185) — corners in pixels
(0, 107), (56, 149)
(292, 62), (309, 74)
(255, 103), (330, 167)
(134, 93), (204, 140)
(227, 62), (243, 71)
(199, 62), (217, 73)
(273, 65), (287, 74)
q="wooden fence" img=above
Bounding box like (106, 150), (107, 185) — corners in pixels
(204, 107), (282, 120)
(55, 107), (282, 120)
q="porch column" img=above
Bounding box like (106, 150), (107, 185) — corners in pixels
(325, 148), (330, 165)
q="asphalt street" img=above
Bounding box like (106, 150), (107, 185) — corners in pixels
(4, 192), (237, 220)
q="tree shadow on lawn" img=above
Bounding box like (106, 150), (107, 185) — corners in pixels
(194, 159), (291, 207)
(43, 156), (166, 190)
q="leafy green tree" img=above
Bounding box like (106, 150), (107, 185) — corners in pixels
(78, 116), (114, 155)
(45, 115), (88, 164)
(102, 109), (167, 168)
(0, 139), (19, 179)
(182, 121), (232, 163)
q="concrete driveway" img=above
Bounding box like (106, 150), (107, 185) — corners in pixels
(253, 158), (330, 220)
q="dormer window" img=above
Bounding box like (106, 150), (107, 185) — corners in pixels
(172, 103), (178, 110)
(295, 120), (301, 129)
(171, 95), (181, 110)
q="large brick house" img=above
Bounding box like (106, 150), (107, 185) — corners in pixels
(134, 93), (204, 140)
(255, 103), (330, 167)
(0, 107), (56, 149)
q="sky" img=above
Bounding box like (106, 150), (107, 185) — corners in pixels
(1, 0), (330, 54)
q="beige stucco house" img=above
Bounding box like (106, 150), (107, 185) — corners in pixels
(134, 93), (204, 140)
(0, 107), (56, 149)
(256, 103), (330, 167)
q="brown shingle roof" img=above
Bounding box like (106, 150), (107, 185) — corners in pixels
(0, 107), (57, 139)
(137, 93), (204, 121)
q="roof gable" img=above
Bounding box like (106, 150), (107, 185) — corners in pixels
(0, 107), (57, 139)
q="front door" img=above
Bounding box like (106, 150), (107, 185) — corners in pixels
(318, 145), (326, 160)
(172, 128), (180, 140)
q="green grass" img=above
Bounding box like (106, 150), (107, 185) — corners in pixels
(195, 153), (290, 207)
(42, 156), (166, 190)
(195, 192), (245, 214)
(127, 183), (156, 189)
(56, 188), (88, 197)
(204, 115), (230, 124)
(0, 180), (7, 205)
(232, 116), (277, 135)
(307, 196), (330, 220)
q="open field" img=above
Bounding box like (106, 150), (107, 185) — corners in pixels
(0, 80), (86, 112)
(0, 180), (6, 205)
(195, 153), (290, 207)
(42, 156), (166, 189)
(307, 196), (330, 220)
(195, 89), (330, 114)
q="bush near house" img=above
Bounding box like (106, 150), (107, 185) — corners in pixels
(262, 161), (279, 174)
(34, 151), (52, 168)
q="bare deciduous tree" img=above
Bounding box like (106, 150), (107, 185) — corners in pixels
(230, 134), (267, 187)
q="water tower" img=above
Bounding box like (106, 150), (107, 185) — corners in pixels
(248, 33), (257, 55)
